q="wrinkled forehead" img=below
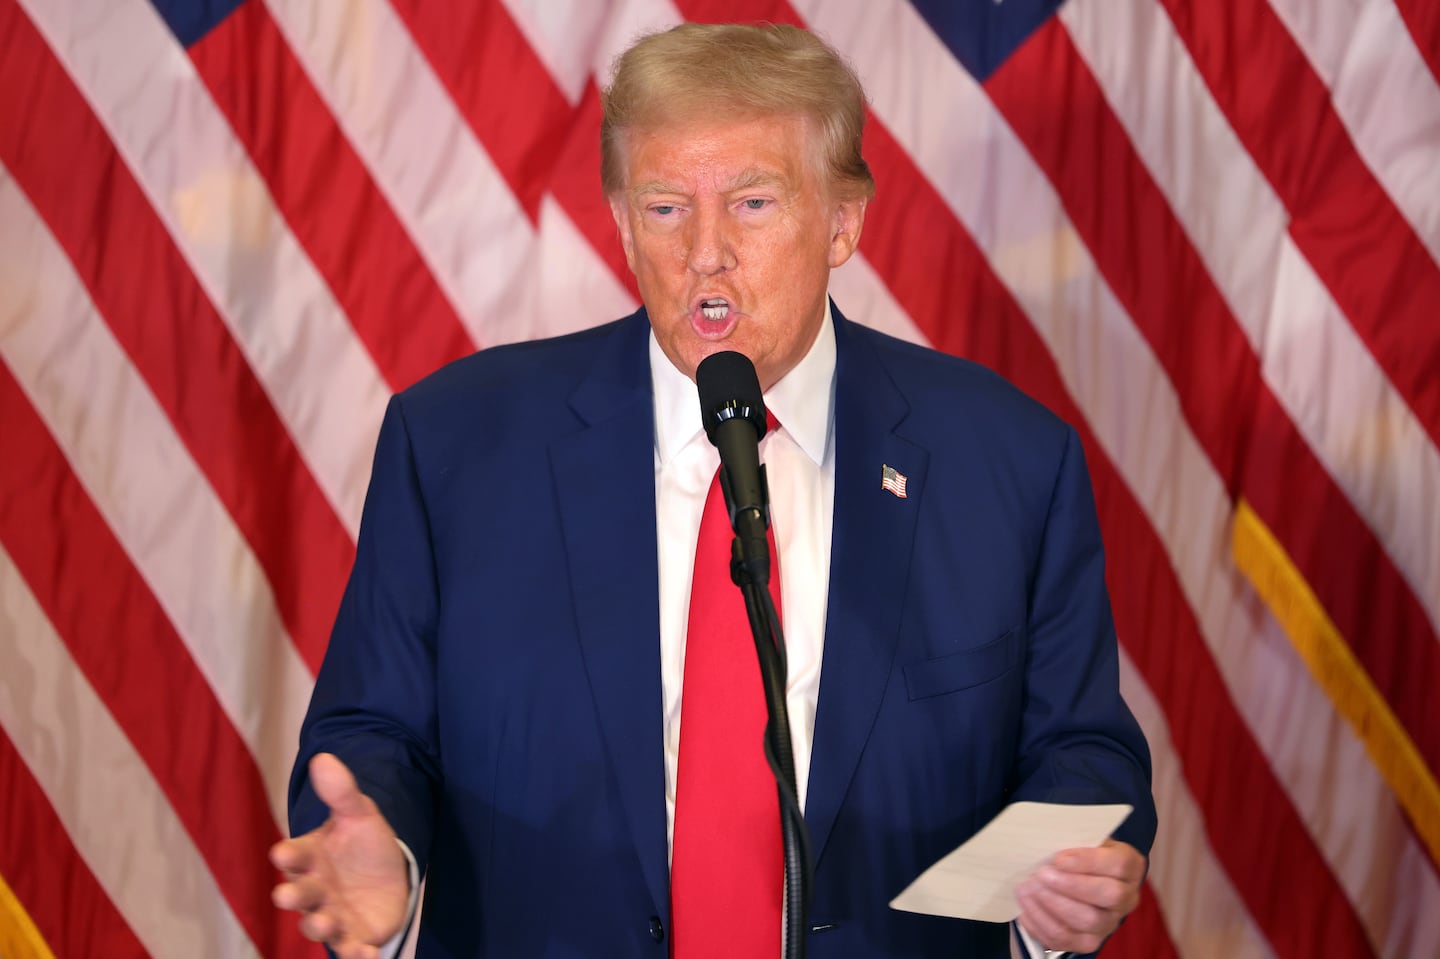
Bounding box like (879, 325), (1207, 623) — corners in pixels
(613, 108), (827, 190)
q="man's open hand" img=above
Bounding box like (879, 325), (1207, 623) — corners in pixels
(1015, 839), (1146, 955)
(270, 753), (410, 959)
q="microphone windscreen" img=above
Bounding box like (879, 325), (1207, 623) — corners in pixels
(695, 351), (768, 444)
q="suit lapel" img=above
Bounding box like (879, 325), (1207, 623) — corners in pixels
(545, 307), (928, 903)
(805, 309), (929, 868)
(549, 311), (671, 918)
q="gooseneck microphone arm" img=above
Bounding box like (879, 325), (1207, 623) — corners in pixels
(695, 351), (813, 959)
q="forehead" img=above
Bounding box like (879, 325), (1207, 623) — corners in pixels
(621, 113), (822, 193)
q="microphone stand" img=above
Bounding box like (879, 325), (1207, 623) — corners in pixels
(720, 467), (813, 959)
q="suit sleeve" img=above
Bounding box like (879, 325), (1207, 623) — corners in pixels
(288, 395), (443, 873)
(1009, 425), (1157, 857)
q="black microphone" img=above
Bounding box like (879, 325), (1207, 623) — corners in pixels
(695, 351), (772, 584)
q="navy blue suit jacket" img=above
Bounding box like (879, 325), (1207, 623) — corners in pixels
(291, 304), (1156, 958)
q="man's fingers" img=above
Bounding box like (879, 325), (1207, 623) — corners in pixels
(298, 909), (341, 944)
(333, 943), (382, 959)
(1017, 880), (1112, 955)
(1016, 885), (1084, 954)
(269, 836), (315, 874)
(272, 874), (328, 913)
(1030, 864), (1139, 913)
(1051, 839), (1146, 882)
(309, 752), (373, 820)
(294, 906), (382, 959)
(1015, 842), (1145, 955)
(1026, 873), (1121, 929)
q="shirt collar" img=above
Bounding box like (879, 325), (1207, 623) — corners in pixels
(650, 300), (836, 468)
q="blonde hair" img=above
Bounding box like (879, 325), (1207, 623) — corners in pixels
(600, 22), (875, 200)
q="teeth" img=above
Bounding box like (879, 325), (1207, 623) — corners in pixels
(700, 299), (729, 321)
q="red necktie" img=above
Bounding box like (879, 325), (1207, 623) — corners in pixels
(670, 445), (783, 957)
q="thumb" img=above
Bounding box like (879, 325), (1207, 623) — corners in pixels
(309, 753), (374, 821)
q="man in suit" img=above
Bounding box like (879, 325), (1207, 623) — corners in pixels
(271, 22), (1156, 959)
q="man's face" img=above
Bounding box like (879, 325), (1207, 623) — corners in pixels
(609, 113), (866, 391)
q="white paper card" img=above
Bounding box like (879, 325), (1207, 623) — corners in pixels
(889, 802), (1132, 922)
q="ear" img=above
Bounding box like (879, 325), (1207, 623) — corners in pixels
(609, 195), (638, 272)
(827, 195), (867, 268)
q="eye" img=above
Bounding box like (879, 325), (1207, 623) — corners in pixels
(650, 204), (678, 216)
(742, 197), (769, 210)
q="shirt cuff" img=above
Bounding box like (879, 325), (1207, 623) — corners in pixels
(378, 838), (421, 959)
(1014, 918), (1069, 959)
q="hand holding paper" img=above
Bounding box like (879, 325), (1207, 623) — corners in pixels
(1014, 837), (1146, 955)
(891, 802), (1145, 954)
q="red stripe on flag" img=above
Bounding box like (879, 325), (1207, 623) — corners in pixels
(1242, 386), (1440, 864)
(986, 18), (1261, 481)
(548, 82), (640, 302)
(857, 117), (1376, 959)
(0, 729), (148, 959)
(388, 0), (573, 225)
(188, 0), (475, 388)
(986, 16), (1440, 785)
(1159, 0), (1440, 452)
(1394, 0), (1440, 88)
(1092, 454), (1372, 959)
(388, 0), (639, 302)
(0, 0), (349, 673)
(1105, 884), (1180, 959)
(0, 361), (317, 959)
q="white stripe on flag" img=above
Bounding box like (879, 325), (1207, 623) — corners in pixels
(500, 0), (612, 104)
(1237, 590), (1440, 956)
(1268, 0), (1440, 268)
(18, 0), (390, 535)
(0, 166), (312, 826)
(1245, 607), (1440, 958)
(274, 0), (640, 348)
(264, 0), (547, 349)
(586, 0), (685, 84)
(0, 543), (262, 959)
(1060, 0), (1440, 641)
(828, 252), (932, 347)
(526, 196), (639, 341)
(1118, 650), (1278, 959)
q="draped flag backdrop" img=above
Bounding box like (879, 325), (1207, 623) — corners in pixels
(0, 0), (1437, 956)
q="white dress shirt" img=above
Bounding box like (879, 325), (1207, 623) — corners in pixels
(651, 304), (838, 852)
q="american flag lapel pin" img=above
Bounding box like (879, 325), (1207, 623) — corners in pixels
(881, 463), (908, 499)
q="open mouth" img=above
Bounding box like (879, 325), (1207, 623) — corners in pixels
(699, 297), (730, 321)
(689, 295), (739, 340)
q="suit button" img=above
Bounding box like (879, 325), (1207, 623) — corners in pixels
(648, 916), (665, 943)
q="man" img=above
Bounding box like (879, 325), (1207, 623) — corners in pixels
(272, 22), (1156, 959)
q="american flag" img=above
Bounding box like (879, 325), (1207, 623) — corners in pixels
(1, 0), (1437, 957)
(881, 464), (908, 499)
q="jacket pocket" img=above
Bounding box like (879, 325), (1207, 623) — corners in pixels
(903, 628), (1022, 701)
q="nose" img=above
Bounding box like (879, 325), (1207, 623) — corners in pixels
(685, 204), (737, 275)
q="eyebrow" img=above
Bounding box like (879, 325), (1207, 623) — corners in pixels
(628, 170), (788, 202)
(628, 181), (685, 200)
(725, 170), (786, 192)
